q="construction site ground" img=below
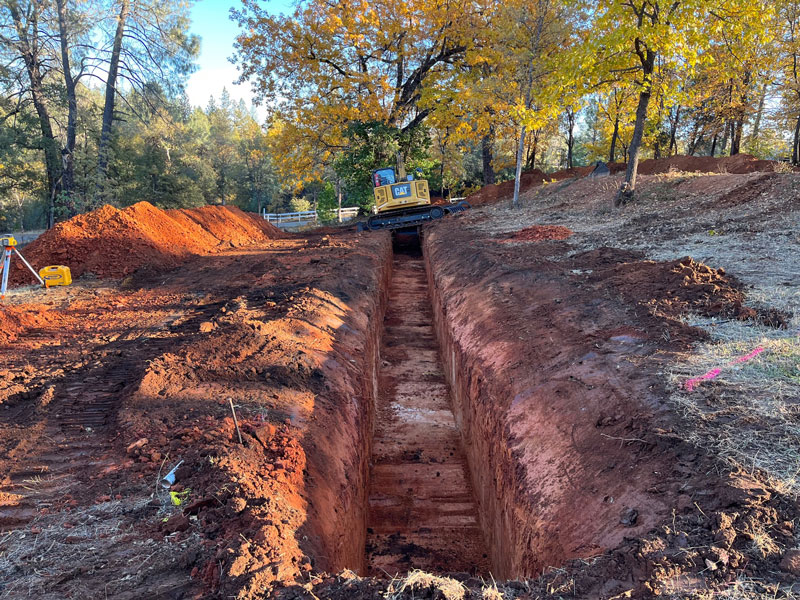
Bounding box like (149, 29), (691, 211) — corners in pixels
(1, 156), (799, 599)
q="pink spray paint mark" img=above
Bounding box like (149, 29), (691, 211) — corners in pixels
(684, 346), (765, 391)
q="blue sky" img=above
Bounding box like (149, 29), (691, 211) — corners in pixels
(185, 0), (293, 116)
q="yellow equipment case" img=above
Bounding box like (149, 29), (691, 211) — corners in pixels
(39, 265), (72, 287)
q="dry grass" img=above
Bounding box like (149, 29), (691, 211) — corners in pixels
(773, 161), (795, 174)
(667, 315), (800, 496)
(385, 570), (467, 600)
(382, 570), (529, 600)
(674, 575), (800, 599)
(0, 494), (195, 599)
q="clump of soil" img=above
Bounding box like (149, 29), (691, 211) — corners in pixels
(583, 255), (791, 329)
(502, 225), (573, 242)
(0, 304), (64, 343)
(11, 202), (287, 285)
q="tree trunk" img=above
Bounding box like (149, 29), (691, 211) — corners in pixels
(481, 131), (495, 185)
(512, 126), (526, 209)
(668, 105), (681, 156)
(710, 133), (718, 157)
(565, 108), (575, 169)
(720, 121), (729, 156)
(8, 2), (62, 227)
(749, 83), (768, 149)
(56, 0), (77, 214)
(731, 117), (744, 156)
(609, 116), (619, 163)
(526, 129), (539, 169)
(395, 150), (406, 180)
(615, 85), (651, 206)
(687, 119), (700, 156)
(336, 178), (342, 222)
(96, 0), (130, 204)
(793, 114), (800, 165)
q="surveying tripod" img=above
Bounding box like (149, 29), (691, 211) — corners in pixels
(0, 236), (44, 299)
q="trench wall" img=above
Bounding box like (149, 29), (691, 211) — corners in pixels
(423, 236), (527, 577)
(422, 225), (668, 579)
(299, 233), (393, 574)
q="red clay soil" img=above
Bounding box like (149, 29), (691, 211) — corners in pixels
(500, 224), (573, 242)
(0, 304), (66, 343)
(0, 231), (393, 599)
(419, 218), (799, 595)
(467, 154), (787, 207)
(466, 170), (548, 207)
(9, 202), (287, 284)
(636, 153), (786, 175)
(115, 233), (392, 598)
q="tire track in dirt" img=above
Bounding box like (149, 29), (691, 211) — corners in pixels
(0, 301), (222, 532)
(365, 250), (490, 576)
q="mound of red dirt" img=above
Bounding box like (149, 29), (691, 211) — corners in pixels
(636, 153), (784, 175)
(10, 202), (287, 285)
(584, 255), (791, 328)
(466, 170), (548, 207)
(502, 225), (573, 242)
(174, 205), (283, 248)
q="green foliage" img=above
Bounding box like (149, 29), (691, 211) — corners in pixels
(316, 181), (338, 223)
(333, 121), (431, 209)
(2, 0), (799, 229)
(289, 197), (311, 212)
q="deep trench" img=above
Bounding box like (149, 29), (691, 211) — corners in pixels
(363, 237), (491, 576)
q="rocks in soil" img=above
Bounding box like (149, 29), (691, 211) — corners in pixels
(162, 513), (190, 534)
(620, 507), (639, 527)
(126, 437), (148, 456)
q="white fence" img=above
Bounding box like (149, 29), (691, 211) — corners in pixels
(262, 207), (360, 229)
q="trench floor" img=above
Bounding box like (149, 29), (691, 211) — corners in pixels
(365, 251), (490, 576)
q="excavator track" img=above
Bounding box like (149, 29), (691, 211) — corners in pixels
(363, 201), (470, 232)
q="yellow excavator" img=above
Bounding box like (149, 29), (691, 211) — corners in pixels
(358, 167), (470, 231)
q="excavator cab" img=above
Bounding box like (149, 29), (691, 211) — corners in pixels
(372, 168), (397, 187)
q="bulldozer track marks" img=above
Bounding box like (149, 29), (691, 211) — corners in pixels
(0, 299), (221, 532)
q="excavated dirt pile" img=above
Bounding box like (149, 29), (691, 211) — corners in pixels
(10, 202), (286, 284)
(582, 253), (791, 329)
(501, 224), (573, 242)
